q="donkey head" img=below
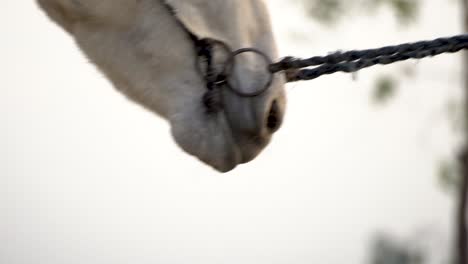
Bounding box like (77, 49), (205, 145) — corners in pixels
(37, 0), (286, 172)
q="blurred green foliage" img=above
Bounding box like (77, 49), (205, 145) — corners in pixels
(300, 0), (419, 105)
(302, 0), (419, 25)
(372, 76), (398, 105)
(370, 234), (426, 264)
(386, 0), (420, 23)
(439, 160), (461, 194)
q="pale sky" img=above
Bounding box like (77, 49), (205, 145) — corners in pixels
(1, 1), (463, 264)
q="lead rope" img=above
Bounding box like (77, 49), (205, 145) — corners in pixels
(271, 34), (468, 82)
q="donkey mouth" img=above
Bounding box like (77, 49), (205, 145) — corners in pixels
(171, 95), (284, 173)
(214, 95), (283, 171)
(202, 132), (270, 173)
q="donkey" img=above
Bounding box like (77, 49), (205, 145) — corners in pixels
(37, 0), (286, 172)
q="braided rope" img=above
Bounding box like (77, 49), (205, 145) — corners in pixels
(269, 34), (468, 82)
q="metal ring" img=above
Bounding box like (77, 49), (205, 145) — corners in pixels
(223, 48), (274, 97)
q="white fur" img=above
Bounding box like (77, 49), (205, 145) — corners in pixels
(37, 0), (286, 172)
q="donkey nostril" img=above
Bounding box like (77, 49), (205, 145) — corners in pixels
(267, 115), (278, 131)
(266, 100), (280, 133)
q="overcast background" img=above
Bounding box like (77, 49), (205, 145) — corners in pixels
(1, 1), (462, 264)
